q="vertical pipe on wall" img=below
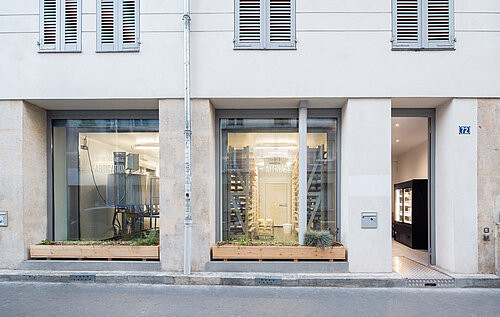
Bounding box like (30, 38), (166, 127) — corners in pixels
(298, 101), (308, 244)
(183, 0), (192, 275)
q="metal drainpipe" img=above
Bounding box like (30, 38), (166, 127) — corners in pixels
(183, 0), (192, 275)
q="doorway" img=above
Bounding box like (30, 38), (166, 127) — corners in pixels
(391, 110), (435, 267)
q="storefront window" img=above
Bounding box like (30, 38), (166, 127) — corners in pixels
(307, 118), (337, 234)
(220, 117), (338, 243)
(52, 119), (159, 241)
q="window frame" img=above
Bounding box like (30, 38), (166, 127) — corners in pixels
(96, 0), (141, 53)
(391, 0), (455, 51)
(215, 108), (341, 243)
(39, 0), (82, 53)
(46, 110), (159, 240)
(234, 0), (297, 50)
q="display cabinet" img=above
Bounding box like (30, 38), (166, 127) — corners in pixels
(393, 179), (428, 249)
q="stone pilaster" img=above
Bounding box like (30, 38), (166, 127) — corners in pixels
(0, 101), (46, 269)
(159, 99), (216, 272)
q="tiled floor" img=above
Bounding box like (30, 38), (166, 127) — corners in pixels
(392, 240), (428, 265)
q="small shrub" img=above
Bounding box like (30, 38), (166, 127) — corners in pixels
(132, 230), (159, 246)
(303, 231), (334, 248)
(39, 239), (53, 245)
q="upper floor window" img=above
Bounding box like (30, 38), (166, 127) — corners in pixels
(97, 0), (140, 52)
(392, 0), (455, 50)
(235, 0), (296, 50)
(39, 0), (82, 52)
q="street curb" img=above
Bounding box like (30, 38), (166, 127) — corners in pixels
(0, 271), (498, 288)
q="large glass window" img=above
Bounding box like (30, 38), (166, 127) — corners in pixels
(52, 119), (159, 241)
(307, 118), (337, 234)
(220, 117), (338, 243)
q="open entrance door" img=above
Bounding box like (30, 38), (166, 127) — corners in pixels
(391, 110), (435, 266)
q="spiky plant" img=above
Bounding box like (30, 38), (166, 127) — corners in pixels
(303, 231), (334, 248)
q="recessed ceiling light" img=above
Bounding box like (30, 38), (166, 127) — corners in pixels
(396, 139), (400, 143)
(395, 123), (400, 127)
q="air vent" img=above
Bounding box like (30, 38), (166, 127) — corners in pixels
(255, 276), (282, 285)
(70, 274), (96, 282)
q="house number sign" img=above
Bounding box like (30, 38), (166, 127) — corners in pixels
(458, 126), (471, 135)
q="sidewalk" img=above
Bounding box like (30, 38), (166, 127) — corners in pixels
(0, 269), (498, 288)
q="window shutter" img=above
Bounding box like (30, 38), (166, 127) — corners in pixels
(40, 0), (58, 51)
(61, 0), (81, 51)
(267, 0), (295, 49)
(392, 0), (421, 50)
(425, 0), (454, 49)
(235, 0), (263, 49)
(97, 0), (117, 51)
(121, 0), (140, 51)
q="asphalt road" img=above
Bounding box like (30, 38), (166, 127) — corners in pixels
(0, 282), (499, 317)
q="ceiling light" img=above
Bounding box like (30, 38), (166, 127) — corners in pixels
(395, 123), (400, 127)
(133, 143), (159, 150)
(396, 139), (400, 143)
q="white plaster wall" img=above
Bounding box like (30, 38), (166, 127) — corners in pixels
(341, 99), (392, 272)
(436, 98), (478, 273)
(394, 141), (428, 184)
(1, 1), (500, 100)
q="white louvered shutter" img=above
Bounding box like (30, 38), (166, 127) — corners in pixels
(97, 0), (117, 51)
(267, 0), (295, 49)
(61, 0), (81, 51)
(40, 0), (58, 50)
(40, 0), (81, 52)
(235, 0), (264, 49)
(121, 0), (140, 51)
(392, 0), (421, 49)
(425, 0), (454, 49)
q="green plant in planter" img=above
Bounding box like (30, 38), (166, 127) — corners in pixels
(132, 229), (159, 246)
(303, 231), (334, 248)
(39, 239), (53, 245)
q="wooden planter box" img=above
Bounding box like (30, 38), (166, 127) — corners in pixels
(30, 245), (159, 261)
(211, 245), (346, 261)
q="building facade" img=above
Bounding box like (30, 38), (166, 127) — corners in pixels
(0, 0), (499, 274)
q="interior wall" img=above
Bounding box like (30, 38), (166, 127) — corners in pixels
(394, 141), (428, 184)
(259, 172), (292, 226)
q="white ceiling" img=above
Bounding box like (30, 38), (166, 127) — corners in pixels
(82, 132), (160, 165)
(25, 97), (452, 110)
(26, 99), (159, 110)
(391, 117), (428, 157)
(391, 97), (451, 108)
(210, 98), (347, 109)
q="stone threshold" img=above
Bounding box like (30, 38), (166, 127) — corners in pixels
(205, 261), (349, 273)
(20, 260), (161, 272)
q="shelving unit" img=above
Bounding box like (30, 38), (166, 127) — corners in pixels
(291, 154), (299, 233)
(307, 145), (327, 231)
(227, 146), (257, 239)
(393, 179), (428, 249)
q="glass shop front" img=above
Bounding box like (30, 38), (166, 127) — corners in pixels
(220, 116), (338, 243)
(52, 119), (160, 241)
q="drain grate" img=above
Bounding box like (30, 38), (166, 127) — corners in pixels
(70, 274), (95, 282)
(393, 257), (455, 288)
(255, 276), (282, 285)
(407, 278), (455, 288)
